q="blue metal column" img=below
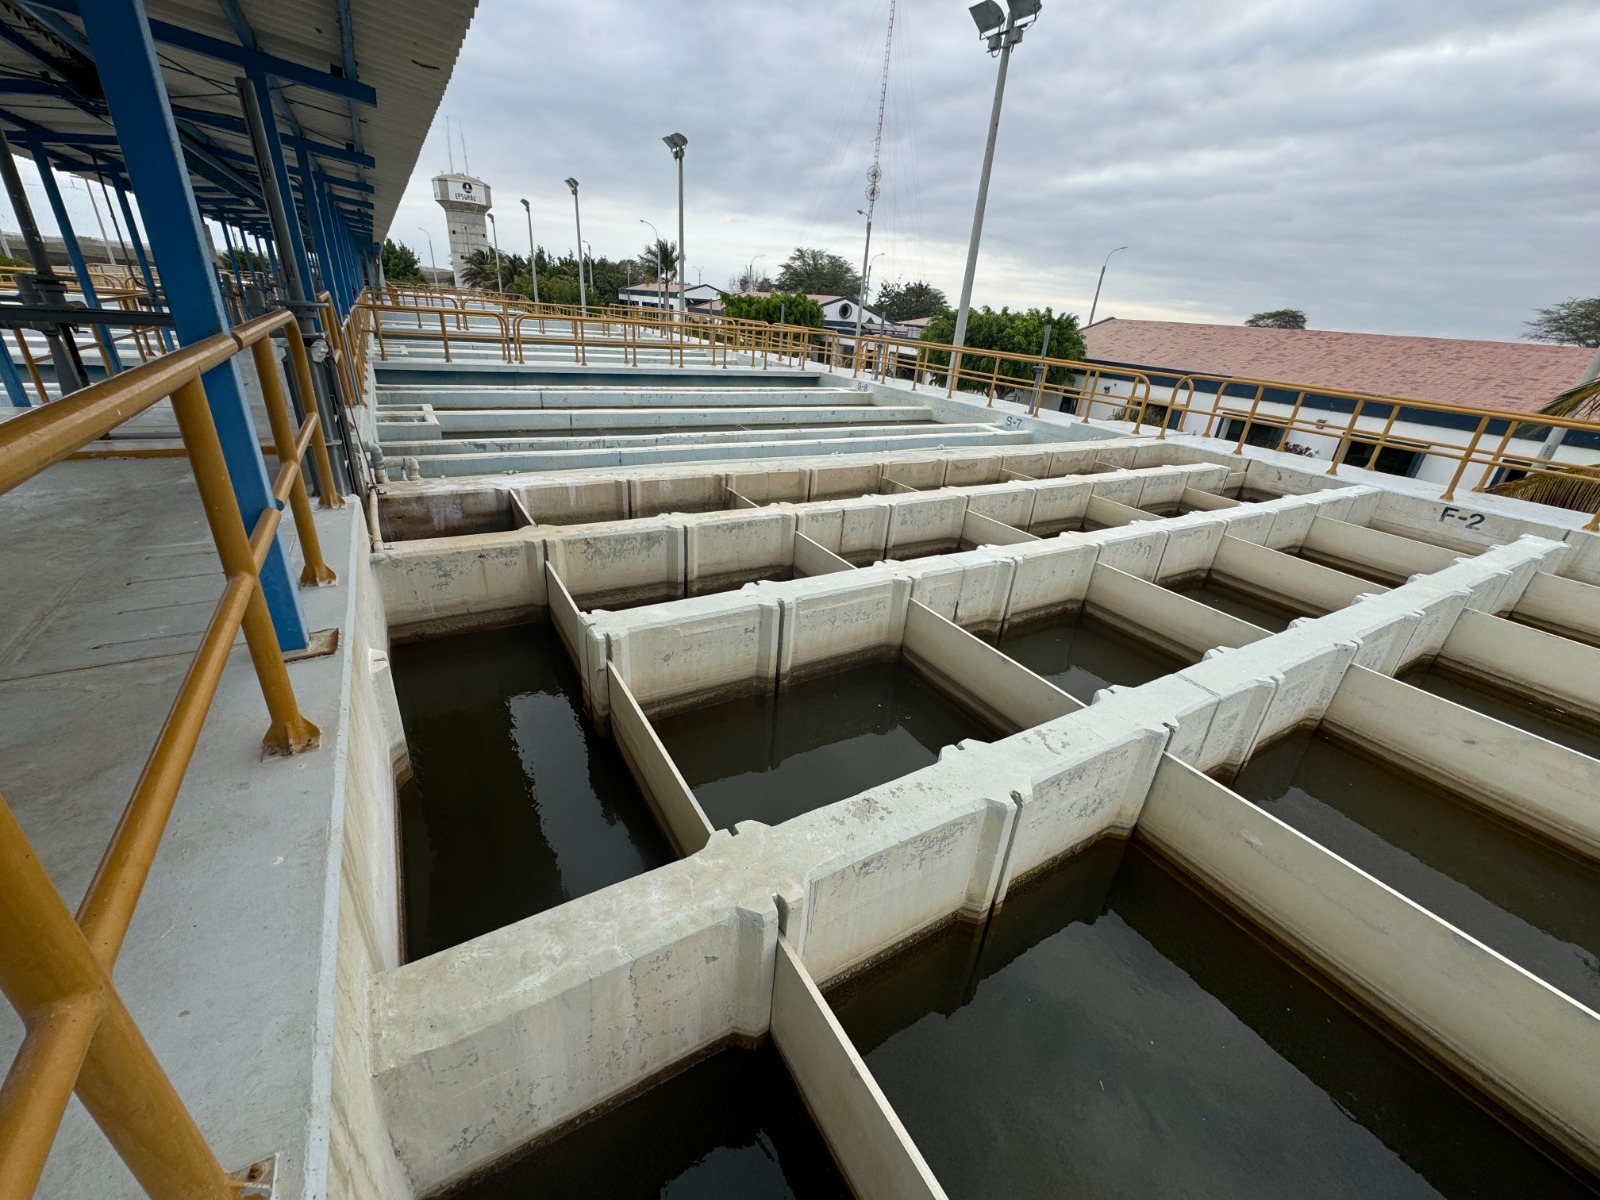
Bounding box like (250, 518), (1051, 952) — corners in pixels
(30, 146), (123, 374)
(259, 230), (283, 297)
(112, 180), (173, 351)
(293, 146), (336, 309)
(79, 0), (309, 650)
(249, 72), (316, 316)
(0, 335), (28, 406)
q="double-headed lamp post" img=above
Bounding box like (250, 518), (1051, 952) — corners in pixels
(486, 211), (502, 292)
(519, 198), (540, 306)
(564, 177), (587, 317)
(415, 226), (437, 285)
(950, 0), (1042, 377)
(662, 133), (688, 312)
(1087, 245), (1127, 328)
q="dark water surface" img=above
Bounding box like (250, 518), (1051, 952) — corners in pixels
(828, 839), (1594, 1200)
(449, 1045), (852, 1199)
(998, 614), (1189, 703)
(1232, 731), (1600, 1008)
(1168, 579), (1302, 632)
(393, 625), (673, 960)
(655, 660), (994, 830)
(1399, 664), (1600, 760)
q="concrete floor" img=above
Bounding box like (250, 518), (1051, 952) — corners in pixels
(0, 457), (363, 1199)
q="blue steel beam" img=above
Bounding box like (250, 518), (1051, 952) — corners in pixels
(78, 0), (309, 650)
(114, 177), (174, 349)
(248, 73), (315, 317)
(25, 0), (377, 103)
(0, 335), (29, 406)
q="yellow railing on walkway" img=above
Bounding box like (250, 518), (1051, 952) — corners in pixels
(0, 307), (343, 1200)
(364, 288), (1600, 529)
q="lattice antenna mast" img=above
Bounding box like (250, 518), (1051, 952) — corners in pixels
(854, 0), (896, 357)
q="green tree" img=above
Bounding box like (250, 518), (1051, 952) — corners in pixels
(775, 247), (861, 297)
(214, 247), (270, 273)
(722, 291), (824, 328)
(635, 239), (679, 283)
(875, 279), (947, 322)
(381, 238), (425, 284)
(1525, 297), (1600, 348)
(1245, 308), (1307, 329)
(917, 306), (1085, 393)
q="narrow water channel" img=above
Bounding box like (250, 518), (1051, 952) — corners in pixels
(449, 1044), (852, 1199)
(827, 838), (1593, 1199)
(1166, 579), (1300, 632)
(1231, 731), (1600, 1009)
(998, 613), (1189, 703)
(392, 624), (674, 960)
(1399, 665), (1600, 760)
(654, 660), (995, 830)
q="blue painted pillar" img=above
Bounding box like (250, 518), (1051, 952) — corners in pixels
(31, 146), (123, 374)
(259, 230), (283, 298)
(249, 72), (316, 317)
(112, 179), (173, 351)
(79, 0), (308, 650)
(293, 146), (335, 307)
(0, 334), (28, 406)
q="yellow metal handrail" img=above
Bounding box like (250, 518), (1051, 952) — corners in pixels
(0, 307), (344, 1199)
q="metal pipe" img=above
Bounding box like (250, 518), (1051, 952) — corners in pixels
(1087, 245), (1127, 328)
(951, 14), (1019, 358)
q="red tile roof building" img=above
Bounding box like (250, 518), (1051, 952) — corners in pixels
(1082, 319), (1593, 416)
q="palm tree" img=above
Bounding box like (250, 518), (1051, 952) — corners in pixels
(635, 239), (678, 283)
(1487, 361), (1600, 513)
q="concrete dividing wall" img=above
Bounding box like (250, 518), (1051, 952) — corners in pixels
(605, 596), (781, 718)
(901, 600), (1077, 732)
(1085, 495), (1158, 528)
(685, 510), (795, 595)
(1138, 755), (1600, 1177)
(1300, 515), (1459, 582)
(1211, 535), (1378, 613)
(607, 663), (715, 856)
(376, 532), (546, 638)
(1181, 486), (1239, 511)
(794, 532), (855, 576)
(770, 940), (948, 1200)
(885, 492), (967, 559)
(1325, 667), (1600, 861)
(1512, 570), (1600, 645)
(1436, 609), (1600, 724)
(778, 574), (911, 685)
(960, 509), (1039, 549)
(1360, 488), (1600, 586)
(546, 524), (686, 609)
(1085, 564), (1269, 660)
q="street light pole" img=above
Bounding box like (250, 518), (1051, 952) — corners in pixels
(486, 211), (502, 292)
(640, 218), (664, 314)
(416, 226), (437, 285)
(520, 199), (540, 305)
(1087, 244), (1127, 329)
(663, 133), (688, 313)
(564, 177), (587, 316)
(951, 1), (1042, 373)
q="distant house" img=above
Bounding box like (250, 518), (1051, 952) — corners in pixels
(1076, 318), (1598, 483)
(732, 292), (887, 333)
(617, 281), (723, 310)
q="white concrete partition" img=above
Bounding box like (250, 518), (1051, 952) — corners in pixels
(1087, 521), (1169, 581)
(1085, 564), (1269, 660)
(1084, 469), (1145, 508)
(1136, 462), (1228, 511)
(1211, 535), (1378, 614)
(885, 492), (967, 559)
(962, 480), (1037, 529)
(604, 595), (782, 719)
(1364, 489), (1600, 586)
(770, 940), (948, 1200)
(1001, 539), (1098, 629)
(727, 465), (809, 503)
(516, 477), (630, 525)
(998, 449), (1053, 478)
(902, 600), (1077, 732)
(607, 663), (716, 856)
(545, 523), (686, 610)
(1512, 570), (1600, 645)
(960, 509), (1039, 549)
(830, 496), (896, 564)
(904, 549), (1017, 638)
(1150, 512), (1228, 583)
(1300, 515), (1460, 582)
(1138, 755), (1600, 1177)
(1026, 477), (1095, 534)
(810, 460), (884, 500)
(685, 509), (796, 595)
(1045, 445), (1106, 476)
(629, 471), (729, 517)
(368, 850), (782, 1195)
(1325, 667), (1600, 861)
(1435, 610), (1600, 724)
(778, 573), (912, 686)
(795, 532), (856, 576)
(1085, 494), (1159, 529)
(942, 454), (1002, 488)
(376, 531), (546, 637)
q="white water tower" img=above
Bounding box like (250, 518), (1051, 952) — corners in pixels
(432, 172), (492, 285)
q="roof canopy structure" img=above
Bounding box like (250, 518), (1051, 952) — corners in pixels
(0, 0), (477, 244)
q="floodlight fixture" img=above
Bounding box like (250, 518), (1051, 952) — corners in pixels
(968, 1), (1004, 35)
(662, 132), (688, 158)
(661, 134), (689, 311)
(1006, 0), (1042, 22)
(564, 177), (579, 194)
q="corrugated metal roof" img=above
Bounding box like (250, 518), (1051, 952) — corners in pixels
(0, 0), (478, 241)
(1083, 318), (1595, 415)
